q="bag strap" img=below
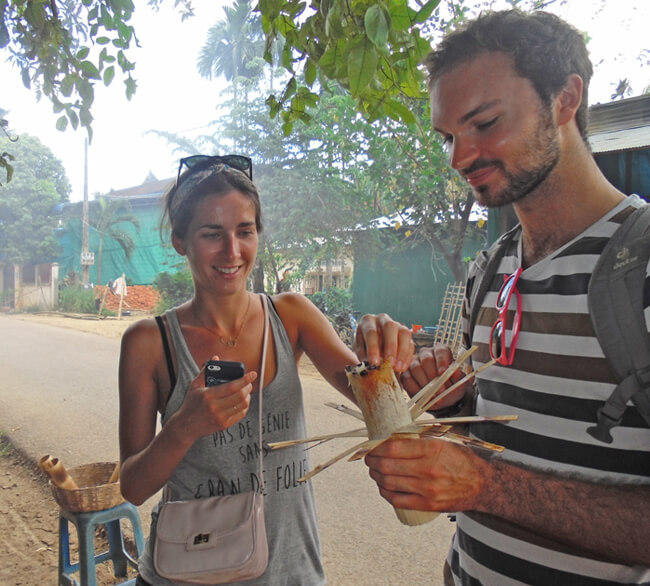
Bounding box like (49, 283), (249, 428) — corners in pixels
(586, 204), (650, 442)
(155, 315), (177, 392)
(467, 223), (521, 344)
(162, 294), (270, 502)
(256, 294), (270, 483)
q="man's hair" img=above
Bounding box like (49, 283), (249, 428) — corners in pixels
(425, 10), (593, 143)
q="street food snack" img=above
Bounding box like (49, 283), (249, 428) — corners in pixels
(345, 359), (438, 526)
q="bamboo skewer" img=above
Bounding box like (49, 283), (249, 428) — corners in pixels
(299, 440), (372, 483)
(324, 402), (365, 421)
(268, 427), (368, 450)
(407, 346), (477, 416)
(414, 359), (497, 418)
(108, 463), (120, 483)
(412, 415), (518, 426)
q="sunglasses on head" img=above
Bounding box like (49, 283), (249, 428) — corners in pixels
(176, 154), (253, 187)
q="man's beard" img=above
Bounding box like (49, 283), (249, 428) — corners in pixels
(472, 108), (560, 208)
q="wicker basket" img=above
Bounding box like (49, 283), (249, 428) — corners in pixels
(50, 461), (124, 513)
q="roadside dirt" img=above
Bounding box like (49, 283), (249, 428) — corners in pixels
(0, 313), (149, 586)
(0, 311), (321, 585)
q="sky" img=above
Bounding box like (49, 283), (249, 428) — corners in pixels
(1, 0), (648, 202)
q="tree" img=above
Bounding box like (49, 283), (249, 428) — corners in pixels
(61, 195), (140, 285)
(258, 0), (438, 134)
(88, 196), (140, 285)
(197, 0), (267, 152)
(0, 0), (193, 139)
(0, 134), (70, 264)
(256, 0), (568, 133)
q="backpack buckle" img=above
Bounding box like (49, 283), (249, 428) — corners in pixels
(586, 408), (620, 444)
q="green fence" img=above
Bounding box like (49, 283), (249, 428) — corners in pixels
(351, 229), (486, 328)
(56, 201), (183, 285)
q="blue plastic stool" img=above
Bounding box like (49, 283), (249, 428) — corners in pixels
(58, 501), (145, 586)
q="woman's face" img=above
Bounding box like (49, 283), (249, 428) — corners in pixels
(173, 190), (259, 296)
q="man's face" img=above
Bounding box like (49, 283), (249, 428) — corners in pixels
(430, 52), (560, 208)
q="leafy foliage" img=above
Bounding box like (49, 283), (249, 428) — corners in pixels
(58, 283), (97, 313)
(259, 0), (440, 133)
(0, 0), (149, 140)
(0, 134), (70, 264)
(153, 269), (194, 312)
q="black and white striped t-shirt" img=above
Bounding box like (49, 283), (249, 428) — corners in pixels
(449, 196), (650, 585)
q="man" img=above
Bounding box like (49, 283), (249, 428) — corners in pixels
(357, 10), (650, 585)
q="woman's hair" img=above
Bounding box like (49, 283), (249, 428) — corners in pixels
(160, 163), (263, 241)
(425, 10), (593, 143)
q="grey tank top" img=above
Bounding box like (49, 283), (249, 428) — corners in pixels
(138, 296), (325, 585)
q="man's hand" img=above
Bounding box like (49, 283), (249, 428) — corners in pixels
(355, 313), (414, 372)
(401, 344), (468, 409)
(364, 437), (488, 513)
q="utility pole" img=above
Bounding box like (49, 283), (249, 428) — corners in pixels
(81, 138), (91, 284)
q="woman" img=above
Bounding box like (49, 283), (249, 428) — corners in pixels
(118, 154), (414, 585)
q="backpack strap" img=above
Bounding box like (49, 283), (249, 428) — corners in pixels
(468, 223), (521, 344)
(586, 204), (650, 443)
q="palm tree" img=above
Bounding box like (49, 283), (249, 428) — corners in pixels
(197, 0), (264, 150)
(89, 196), (140, 285)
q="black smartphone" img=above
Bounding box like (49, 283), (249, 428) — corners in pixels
(205, 360), (246, 386)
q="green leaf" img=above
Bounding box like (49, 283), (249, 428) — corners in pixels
(56, 116), (68, 131)
(125, 76), (136, 100)
(96, 36), (111, 45)
(21, 68), (31, 90)
(281, 44), (293, 71)
(60, 75), (75, 98)
(103, 65), (115, 86)
(348, 38), (378, 98)
(414, 0), (441, 24)
(304, 57), (317, 87)
(24, 2), (46, 29)
(364, 5), (389, 50)
(67, 109), (79, 130)
(266, 94), (280, 119)
(79, 106), (93, 128)
(325, 4), (345, 39)
(0, 20), (9, 49)
(388, 0), (414, 32)
(281, 77), (297, 102)
(117, 21), (132, 44)
(383, 98), (416, 124)
(77, 79), (94, 102)
(80, 61), (101, 80)
(76, 47), (90, 60)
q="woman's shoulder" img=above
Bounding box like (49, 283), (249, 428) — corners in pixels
(121, 315), (164, 350)
(269, 292), (315, 317)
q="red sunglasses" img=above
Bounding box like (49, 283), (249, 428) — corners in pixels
(489, 267), (523, 366)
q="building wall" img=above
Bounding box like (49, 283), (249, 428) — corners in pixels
(352, 229), (486, 328)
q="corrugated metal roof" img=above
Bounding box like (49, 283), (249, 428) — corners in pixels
(588, 94), (650, 153)
(589, 125), (650, 154)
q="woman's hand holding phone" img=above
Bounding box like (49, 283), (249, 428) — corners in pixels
(175, 356), (257, 439)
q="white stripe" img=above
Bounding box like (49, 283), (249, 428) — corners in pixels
(477, 396), (650, 453)
(474, 360), (615, 401)
(475, 324), (603, 357)
(482, 292), (590, 313)
(457, 513), (650, 583)
(522, 254), (599, 278)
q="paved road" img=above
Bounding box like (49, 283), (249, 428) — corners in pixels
(0, 316), (455, 585)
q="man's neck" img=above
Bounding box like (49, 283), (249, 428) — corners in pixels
(514, 147), (626, 268)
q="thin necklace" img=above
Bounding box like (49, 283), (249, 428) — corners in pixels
(194, 293), (252, 348)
